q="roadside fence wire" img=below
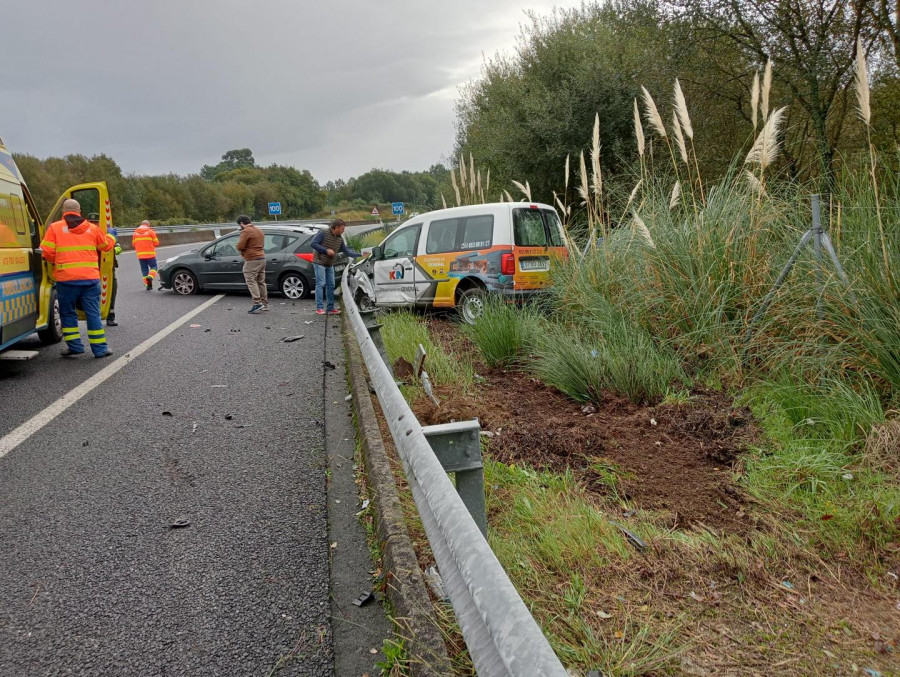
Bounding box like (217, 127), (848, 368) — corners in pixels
(341, 274), (568, 677)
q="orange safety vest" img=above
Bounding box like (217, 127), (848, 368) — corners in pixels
(40, 212), (115, 282)
(132, 225), (159, 259)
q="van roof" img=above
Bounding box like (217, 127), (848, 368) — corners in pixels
(409, 201), (556, 222)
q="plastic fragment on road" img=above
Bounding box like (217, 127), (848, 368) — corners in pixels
(170, 519), (190, 529)
(353, 591), (376, 607)
(189, 324), (201, 328)
(281, 335), (305, 342)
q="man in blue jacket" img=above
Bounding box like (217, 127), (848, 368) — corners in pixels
(309, 219), (361, 315)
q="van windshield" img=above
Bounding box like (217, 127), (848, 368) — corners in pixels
(513, 208), (564, 247)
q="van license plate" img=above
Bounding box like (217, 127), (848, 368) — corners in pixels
(519, 257), (549, 271)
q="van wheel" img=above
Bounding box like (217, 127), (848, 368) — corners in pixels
(38, 290), (64, 345)
(355, 290), (376, 312)
(458, 287), (486, 325)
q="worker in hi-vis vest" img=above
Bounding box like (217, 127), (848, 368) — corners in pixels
(132, 219), (160, 290)
(40, 198), (116, 358)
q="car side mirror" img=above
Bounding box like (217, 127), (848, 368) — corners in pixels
(204, 253), (215, 261)
(371, 245), (382, 260)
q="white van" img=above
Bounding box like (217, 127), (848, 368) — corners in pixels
(349, 202), (569, 322)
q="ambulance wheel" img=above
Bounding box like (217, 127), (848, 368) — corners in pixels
(172, 269), (199, 295)
(38, 290), (64, 345)
(457, 287), (487, 325)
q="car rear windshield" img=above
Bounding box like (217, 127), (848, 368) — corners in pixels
(513, 208), (564, 247)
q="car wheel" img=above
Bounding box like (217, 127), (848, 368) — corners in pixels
(37, 290), (64, 345)
(172, 269), (199, 295)
(355, 290), (376, 312)
(280, 272), (308, 299)
(457, 287), (486, 325)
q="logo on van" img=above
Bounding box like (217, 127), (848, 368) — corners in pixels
(389, 263), (405, 280)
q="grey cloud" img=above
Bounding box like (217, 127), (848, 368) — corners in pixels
(5, 0), (571, 181)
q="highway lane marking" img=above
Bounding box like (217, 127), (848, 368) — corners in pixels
(0, 294), (225, 460)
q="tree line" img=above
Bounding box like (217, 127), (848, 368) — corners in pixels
(454, 0), (900, 203)
(14, 148), (451, 227)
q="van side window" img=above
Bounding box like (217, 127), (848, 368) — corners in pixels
(10, 195), (26, 236)
(514, 209), (547, 246)
(459, 215), (493, 251)
(382, 225), (421, 260)
(425, 218), (460, 254)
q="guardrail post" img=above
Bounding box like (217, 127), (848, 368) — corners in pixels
(422, 420), (487, 537)
(359, 309), (393, 377)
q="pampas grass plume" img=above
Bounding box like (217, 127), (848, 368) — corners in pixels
(633, 99), (645, 157)
(673, 111), (688, 164)
(761, 60), (773, 123)
(669, 180), (681, 209)
(745, 106), (786, 170)
(743, 169), (765, 197)
(674, 79), (694, 140)
(632, 211), (656, 249)
(641, 86), (667, 138)
(855, 39), (871, 126)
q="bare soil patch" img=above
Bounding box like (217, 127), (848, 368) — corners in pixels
(417, 318), (758, 533)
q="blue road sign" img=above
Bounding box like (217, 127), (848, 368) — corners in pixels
(268, 202), (282, 216)
(392, 202), (405, 216)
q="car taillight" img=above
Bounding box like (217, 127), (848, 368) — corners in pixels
(295, 253), (314, 261)
(501, 252), (515, 275)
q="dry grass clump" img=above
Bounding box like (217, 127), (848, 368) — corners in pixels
(864, 418), (900, 478)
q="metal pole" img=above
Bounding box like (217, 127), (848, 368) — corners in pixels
(744, 229), (813, 345)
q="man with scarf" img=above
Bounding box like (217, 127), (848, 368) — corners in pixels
(41, 198), (117, 358)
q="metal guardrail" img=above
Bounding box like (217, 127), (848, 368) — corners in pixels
(342, 274), (568, 677)
(115, 219), (392, 234)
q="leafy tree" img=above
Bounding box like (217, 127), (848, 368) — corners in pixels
(200, 148), (256, 180)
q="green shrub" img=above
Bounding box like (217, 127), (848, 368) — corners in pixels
(463, 297), (543, 368)
(535, 320), (686, 404)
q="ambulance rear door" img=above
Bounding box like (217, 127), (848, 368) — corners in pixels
(44, 182), (115, 319)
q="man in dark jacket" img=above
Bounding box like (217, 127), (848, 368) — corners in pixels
(309, 219), (361, 315)
(235, 215), (267, 314)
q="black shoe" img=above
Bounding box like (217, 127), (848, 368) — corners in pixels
(60, 348), (84, 358)
(145, 285), (152, 291)
(106, 315), (118, 327)
(95, 351), (114, 359)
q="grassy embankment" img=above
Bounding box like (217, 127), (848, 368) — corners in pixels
(366, 71), (899, 675)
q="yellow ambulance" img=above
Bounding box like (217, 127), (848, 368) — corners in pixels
(0, 138), (115, 359)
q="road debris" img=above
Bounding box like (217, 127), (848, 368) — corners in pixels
(281, 335), (305, 342)
(169, 519), (190, 529)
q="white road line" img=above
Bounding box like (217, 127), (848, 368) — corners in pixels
(0, 294), (224, 459)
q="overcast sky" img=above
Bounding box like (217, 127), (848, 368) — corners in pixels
(4, 0), (577, 183)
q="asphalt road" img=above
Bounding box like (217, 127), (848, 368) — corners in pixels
(0, 244), (389, 676)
